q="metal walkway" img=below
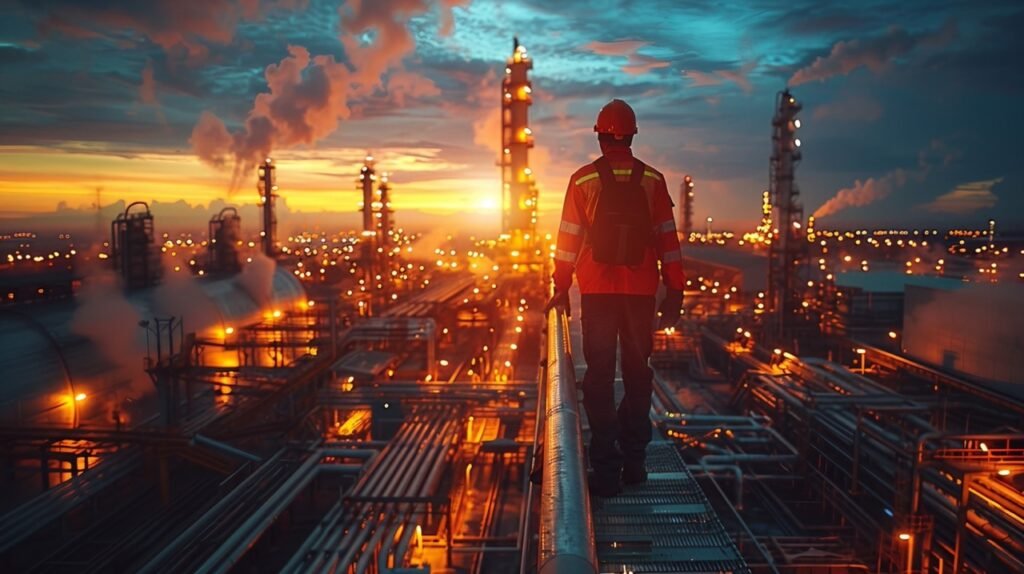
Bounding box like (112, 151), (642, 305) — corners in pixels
(591, 441), (748, 573)
(549, 291), (749, 573)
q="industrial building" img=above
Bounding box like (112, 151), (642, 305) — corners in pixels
(0, 40), (1021, 574)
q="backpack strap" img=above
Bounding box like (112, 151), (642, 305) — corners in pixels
(628, 158), (645, 188)
(593, 156), (617, 196)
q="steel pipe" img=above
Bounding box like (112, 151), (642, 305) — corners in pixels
(537, 309), (597, 574)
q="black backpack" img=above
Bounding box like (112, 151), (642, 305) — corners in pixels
(589, 157), (653, 266)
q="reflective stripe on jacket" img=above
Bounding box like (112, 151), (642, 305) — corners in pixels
(553, 148), (684, 295)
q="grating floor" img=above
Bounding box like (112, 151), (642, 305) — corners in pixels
(589, 442), (750, 574)
(568, 292), (750, 573)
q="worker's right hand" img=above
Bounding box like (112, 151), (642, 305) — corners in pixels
(656, 289), (683, 330)
(543, 290), (571, 317)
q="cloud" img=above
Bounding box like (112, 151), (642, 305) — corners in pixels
(139, 59), (157, 105)
(790, 21), (956, 86)
(467, 70), (502, 157)
(683, 60), (757, 93)
(584, 40), (670, 76)
(384, 70), (441, 107)
(813, 169), (907, 218)
(921, 178), (1002, 214)
(812, 94), (882, 122)
(24, 0), (307, 59)
(340, 0), (469, 90)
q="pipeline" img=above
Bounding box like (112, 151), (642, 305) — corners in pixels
(536, 309), (598, 574)
(705, 327), (1024, 573)
(280, 406), (460, 573)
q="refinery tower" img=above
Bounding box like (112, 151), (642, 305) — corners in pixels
(500, 37), (538, 251)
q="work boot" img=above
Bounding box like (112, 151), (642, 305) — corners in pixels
(587, 472), (621, 498)
(622, 461), (647, 486)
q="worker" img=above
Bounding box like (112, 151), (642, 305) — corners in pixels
(545, 99), (684, 497)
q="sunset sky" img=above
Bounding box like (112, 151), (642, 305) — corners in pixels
(0, 0), (1021, 232)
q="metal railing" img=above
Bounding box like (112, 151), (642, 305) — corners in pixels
(537, 309), (598, 574)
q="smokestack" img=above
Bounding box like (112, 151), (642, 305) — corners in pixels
(258, 158), (277, 258)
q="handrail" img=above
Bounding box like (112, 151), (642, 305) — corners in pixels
(537, 309), (598, 574)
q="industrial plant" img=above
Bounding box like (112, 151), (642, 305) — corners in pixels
(1, 32), (1022, 574)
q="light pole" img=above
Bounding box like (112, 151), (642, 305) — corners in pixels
(855, 347), (866, 373)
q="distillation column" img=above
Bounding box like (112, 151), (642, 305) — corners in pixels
(767, 89), (806, 344)
(359, 156), (377, 287)
(378, 172), (393, 251)
(501, 37), (538, 251)
(258, 158), (277, 258)
(680, 175), (694, 238)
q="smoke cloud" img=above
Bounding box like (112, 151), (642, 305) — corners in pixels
(789, 22), (956, 86)
(904, 283), (1024, 384)
(235, 252), (277, 308)
(191, 0), (465, 185)
(189, 46), (351, 184)
(153, 260), (222, 335)
(813, 170), (907, 218)
(69, 271), (149, 392)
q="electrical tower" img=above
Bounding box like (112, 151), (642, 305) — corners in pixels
(257, 158), (277, 258)
(500, 37), (538, 251)
(767, 89), (807, 345)
(680, 175), (694, 238)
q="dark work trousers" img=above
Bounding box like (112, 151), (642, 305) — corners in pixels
(580, 293), (655, 480)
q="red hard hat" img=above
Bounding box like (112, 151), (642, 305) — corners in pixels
(594, 99), (638, 136)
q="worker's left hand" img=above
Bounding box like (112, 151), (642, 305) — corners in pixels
(544, 290), (571, 317)
(656, 289), (683, 330)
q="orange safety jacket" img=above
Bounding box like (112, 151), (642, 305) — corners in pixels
(553, 148), (684, 295)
